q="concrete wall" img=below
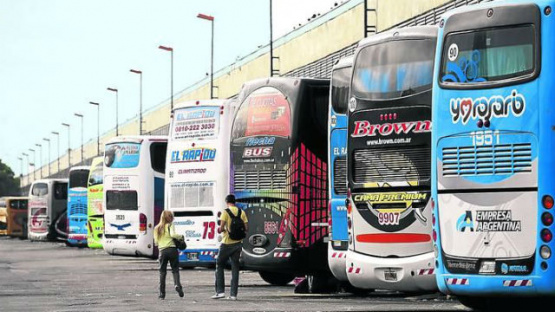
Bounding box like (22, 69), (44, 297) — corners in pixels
(22, 0), (464, 187)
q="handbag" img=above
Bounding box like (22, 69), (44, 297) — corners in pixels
(169, 224), (187, 250)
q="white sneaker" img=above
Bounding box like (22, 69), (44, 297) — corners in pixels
(211, 293), (225, 299)
(227, 296), (237, 301)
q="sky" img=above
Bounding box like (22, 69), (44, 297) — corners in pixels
(0, 0), (344, 176)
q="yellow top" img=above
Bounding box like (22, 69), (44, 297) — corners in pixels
(153, 223), (183, 250)
(220, 205), (248, 245)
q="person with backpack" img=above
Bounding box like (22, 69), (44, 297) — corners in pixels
(211, 194), (248, 300)
(154, 210), (185, 300)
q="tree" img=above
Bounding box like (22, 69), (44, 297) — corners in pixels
(0, 159), (20, 196)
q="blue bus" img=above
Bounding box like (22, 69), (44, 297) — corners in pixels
(327, 56), (352, 283)
(432, 0), (553, 308)
(67, 166), (89, 247)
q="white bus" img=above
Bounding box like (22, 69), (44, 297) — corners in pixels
(28, 179), (68, 241)
(103, 136), (167, 258)
(165, 99), (235, 267)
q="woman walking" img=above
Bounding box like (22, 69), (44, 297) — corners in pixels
(154, 210), (184, 299)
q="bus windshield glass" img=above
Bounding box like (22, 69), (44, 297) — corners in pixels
(440, 25), (535, 85)
(88, 161), (103, 187)
(106, 191), (138, 210)
(10, 200), (27, 210)
(70, 170), (89, 188)
(104, 142), (141, 168)
(31, 183), (48, 196)
(331, 67), (351, 114)
(171, 106), (220, 141)
(352, 39), (434, 100)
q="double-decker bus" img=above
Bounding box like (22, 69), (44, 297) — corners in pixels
(28, 179), (68, 241)
(0, 197), (29, 238)
(67, 166), (89, 247)
(103, 136), (167, 258)
(346, 26), (438, 292)
(165, 99), (235, 267)
(432, 0), (554, 308)
(231, 78), (331, 289)
(328, 57), (353, 283)
(87, 156), (104, 249)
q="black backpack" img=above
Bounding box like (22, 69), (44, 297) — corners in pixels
(226, 208), (246, 240)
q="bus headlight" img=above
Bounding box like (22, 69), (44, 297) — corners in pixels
(541, 245), (551, 259)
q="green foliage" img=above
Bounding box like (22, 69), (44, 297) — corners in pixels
(0, 159), (20, 196)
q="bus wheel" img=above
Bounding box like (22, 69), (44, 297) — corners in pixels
(259, 271), (295, 286)
(307, 274), (334, 293)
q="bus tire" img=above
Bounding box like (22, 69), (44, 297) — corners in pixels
(259, 271), (295, 286)
(307, 274), (334, 293)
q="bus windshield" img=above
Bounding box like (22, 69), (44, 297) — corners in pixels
(104, 142), (141, 168)
(10, 200), (27, 210)
(88, 161), (103, 187)
(106, 191), (138, 210)
(70, 170), (89, 188)
(171, 106), (220, 141)
(440, 25), (535, 85)
(352, 39), (434, 100)
(31, 183), (48, 196)
(331, 67), (351, 114)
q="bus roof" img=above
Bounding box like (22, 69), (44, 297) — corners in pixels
(31, 178), (68, 185)
(334, 55), (353, 70)
(172, 99), (227, 112)
(357, 25), (437, 49)
(69, 166), (90, 172)
(0, 196), (28, 201)
(106, 135), (167, 145)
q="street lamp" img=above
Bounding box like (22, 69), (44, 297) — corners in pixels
(28, 148), (36, 181)
(197, 13), (215, 99)
(89, 102), (100, 156)
(22, 153), (30, 183)
(43, 138), (51, 177)
(51, 131), (60, 173)
(62, 123), (71, 168)
(107, 88), (119, 136)
(35, 143), (43, 179)
(130, 69), (143, 135)
(158, 45), (174, 111)
(74, 113), (84, 164)
(17, 157), (23, 190)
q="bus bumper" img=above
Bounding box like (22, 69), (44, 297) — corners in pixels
(328, 243), (348, 282)
(28, 232), (48, 241)
(437, 272), (555, 297)
(103, 238), (154, 258)
(67, 234), (87, 247)
(178, 249), (218, 267)
(346, 250), (437, 292)
(241, 247), (299, 272)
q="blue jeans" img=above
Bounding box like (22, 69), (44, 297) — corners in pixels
(215, 242), (242, 296)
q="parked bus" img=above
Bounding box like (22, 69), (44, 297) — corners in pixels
(28, 179), (68, 241)
(103, 136), (167, 258)
(346, 26), (438, 292)
(231, 77), (331, 289)
(67, 166), (89, 247)
(165, 99), (235, 267)
(0, 197), (28, 238)
(87, 156), (104, 249)
(327, 56), (353, 283)
(432, 0), (553, 308)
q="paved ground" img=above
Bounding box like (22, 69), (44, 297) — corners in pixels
(0, 237), (468, 311)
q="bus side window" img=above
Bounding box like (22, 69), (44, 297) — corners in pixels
(150, 142), (168, 174)
(54, 183), (68, 200)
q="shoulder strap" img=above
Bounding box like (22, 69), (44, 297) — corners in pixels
(225, 208), (237, 218)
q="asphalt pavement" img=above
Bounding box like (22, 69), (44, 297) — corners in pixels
(0, 237), (468, 311)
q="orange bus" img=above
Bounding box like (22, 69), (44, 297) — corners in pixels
(0, 197), (28, 238)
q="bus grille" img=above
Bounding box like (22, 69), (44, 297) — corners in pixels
(442, 143), (532, 176)
(233, 169), (287, 190)
(353, 147), (430, 184)
(70, 203), (87, 215)
(333, 157), (347, 195)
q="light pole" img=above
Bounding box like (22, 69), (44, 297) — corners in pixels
(74, 113), (84, 164)
(51, 131), (60, 173)
(62, 123), (71, 168)
(158, 45), (174, 111)
(35, 143), (43, 179)
(107, 88), (119, 136)
(89, 102), (100, 155)
(43, 138), (51, 177)
(130, 69), (143, 135)
(28, 148), (36, 181)
(22, 153), (29, 183)
(197, 13), (215, 99)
